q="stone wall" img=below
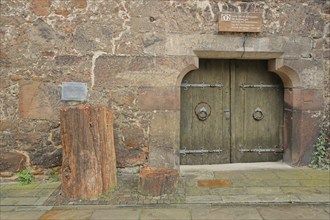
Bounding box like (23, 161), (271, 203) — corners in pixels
(1, 0), (329, 177)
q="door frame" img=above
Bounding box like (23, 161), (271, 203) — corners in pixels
(176, 51), (304, 166)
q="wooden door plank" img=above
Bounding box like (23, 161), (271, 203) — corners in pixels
(201, 60), (230, 164)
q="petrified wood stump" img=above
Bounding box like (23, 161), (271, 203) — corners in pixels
(60, 105), (116, 199)
(139, 166), (179, 196)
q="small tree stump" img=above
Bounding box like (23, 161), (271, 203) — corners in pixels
(60, 105), (116, 199)
(139, 166), (179, 196)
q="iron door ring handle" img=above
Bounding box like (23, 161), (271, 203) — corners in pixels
(253, 109), (264, 121)
(194, 102), (211, 121)
(197, 109), (208, 121)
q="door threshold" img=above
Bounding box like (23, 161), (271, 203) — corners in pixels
(180, 161), (293, 172)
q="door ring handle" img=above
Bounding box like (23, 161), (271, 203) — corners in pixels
(253, 108), (264, 121)
(195, 102), (211, 121)
(197, 109), (208, 121)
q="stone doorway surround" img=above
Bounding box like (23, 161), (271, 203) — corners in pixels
(173, 35), (324, 168)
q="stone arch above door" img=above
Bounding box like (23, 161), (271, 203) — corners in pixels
(177, 51), (301, 88)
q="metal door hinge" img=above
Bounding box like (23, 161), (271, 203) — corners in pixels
(240, 83), (282, 90)
(181, 81), (223, 90)
(180, 148), (223, 156)
(239, 146), (284, 154)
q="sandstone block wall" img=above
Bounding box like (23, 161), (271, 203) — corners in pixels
(0, 0), (329, 177)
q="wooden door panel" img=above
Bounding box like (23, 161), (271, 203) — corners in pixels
(180, 59), (230, 165)
(231, 60), (283, 163)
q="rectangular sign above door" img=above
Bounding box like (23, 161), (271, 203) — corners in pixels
(219, 12), (263, 33)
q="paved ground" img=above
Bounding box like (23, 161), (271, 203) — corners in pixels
(1, 204), (329, 220)
(1, 163), (329, 219)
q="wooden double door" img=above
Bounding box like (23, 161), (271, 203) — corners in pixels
(180, 59), (284, 165)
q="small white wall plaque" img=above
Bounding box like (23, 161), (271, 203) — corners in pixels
(61, 82), (87, 101)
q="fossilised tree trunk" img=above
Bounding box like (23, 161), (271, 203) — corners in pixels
(60, 105), (116, 199)
(139, 166), (179, 196)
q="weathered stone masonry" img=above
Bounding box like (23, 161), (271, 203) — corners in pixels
(0, 0), (329, 177)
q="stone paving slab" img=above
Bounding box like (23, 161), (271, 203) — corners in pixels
(257, 206), (330, 220)
(191, 207), (263, 220)
(297, 194), (330, 203)
(324, 206), (330, 214)
(255, 194), (300, 203)
(1, 189), (44, 197)
(229, 178), (265, 186)
(0, 205), (15, 212)
(0, 197), (40, 206)
(262, 179), (301, 186)
(1, 183), (40, 190)
(140, 208), (191, 220)
(14, 206), (53, 211)
(0, 197), (48, 206)
(90, 208), (141, 220)
(0, 210), (46, 220)
(39, 209), (94, 220)
(35, 182), (61, 189)
(186, 195), (224, 204)
(221, 195), (260, 203)
(299, 179), (330, 186)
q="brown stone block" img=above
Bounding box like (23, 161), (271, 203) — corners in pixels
(94, 55), (153, 87)
(10, 74), (23, 81)
(109, 88), (136, 107)
(115, 125), (148, 167)
(54, 55), (81, 66)
(139, 166), (179, 196)
(284, 88), (302, 110)
(290, 110), (303, 165)
(285, 108), (322, 166)
(0, 151), (26, 172)
(0, 51), (11, 67)
(31, 148), (62, 168)
(298, 111), (322, 165)
(19, 80), (61, 120)
(323, 50), (330, 59)
(283, 109), (294, 161)
(138, 87), (179, 111)
(0, 120), (18, 132)
(0, 76), (10, 90)
(197, 180), (230, 187)
(74, 0), (87, 9)
(148, 112), (179, 168)
(94, 55), (197, 88)
(31, 0), (51, 16)
(17, 133), (44, 145)
(0, 171), (14, 177)
(301, 89), (324, 110)
(122, 126), (145, 148)
(0, 133), (15, 148)
(54, 8), (70, 17)
(115, 146), (148, 168)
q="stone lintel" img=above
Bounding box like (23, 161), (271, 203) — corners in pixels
(194, 50), (283, 60)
